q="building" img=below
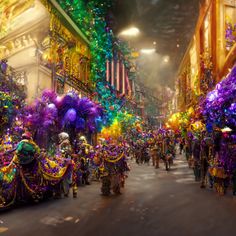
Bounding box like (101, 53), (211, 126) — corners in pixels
(0, 0), (92, 102)
(105, 39), (140, 117)
(105, 40), (134, 97)
(176, 0), (236, 111)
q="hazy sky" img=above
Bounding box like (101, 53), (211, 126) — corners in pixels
(112, 0), (200, 89)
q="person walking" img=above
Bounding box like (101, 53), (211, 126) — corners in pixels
(58, 132), (73, 197)
(192, 136), (201, 181)
(179, 138), (184, 155)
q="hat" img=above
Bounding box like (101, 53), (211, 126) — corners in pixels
(22, 131), (32, 139)
(58, 132), (69, 142)
(79, 136), (87, 142)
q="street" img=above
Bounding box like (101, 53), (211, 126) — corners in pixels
(1, 155), (236, 236)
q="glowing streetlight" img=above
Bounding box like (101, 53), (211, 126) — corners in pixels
(140, 48), (156, 54)
(119, 27), (140, 37)
(163, 56), (170, 63)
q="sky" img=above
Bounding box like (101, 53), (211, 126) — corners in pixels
(111, 0), (201, 90)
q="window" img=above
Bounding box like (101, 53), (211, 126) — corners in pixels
(190, 39), (198, 92)
(204, 9), (212, 53)
(224, 0), (236, 52)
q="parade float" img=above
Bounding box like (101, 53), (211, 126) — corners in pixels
(0, 132), (73, 208)
(0, 64), (73, 207)
(0, 88), (105, 208)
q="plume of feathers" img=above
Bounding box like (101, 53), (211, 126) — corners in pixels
(23, 90), (104, 136)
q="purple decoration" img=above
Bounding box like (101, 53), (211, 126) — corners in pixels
(225, 23), (236, 51)
(0, 60), (8, 74)
(41, 90), (57, 103)
(21, 89), (104, 149)
(64, 108), (77, 122)
(76, 117), (85, 130)
(202, 63), (236, 129)
(55, 96), (63, 107)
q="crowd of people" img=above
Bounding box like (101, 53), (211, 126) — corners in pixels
(0, 125), (181, 208)
(179, 130), (236, 196)
(0, 122), (235, 210)
(0, 129), (131, 209)
(125, 129), (177, 171)
(124, 126), (236, 197)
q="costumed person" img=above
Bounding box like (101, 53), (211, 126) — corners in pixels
(90, 145), (102, 181)
(58, 132), (73, 197)
(200, 133), (213, 188)
(70, 148), (81, 198)
(142, 141), (150, 164)
(150, 139), (159, 168)
(179, 138), (184, 155)
(100, 142), (130, 196)
(156, 136), (163, 169)
(158, 134), (165, 166)
(213, 133), (233, 195)
(208, 157), (228, 195)
(14, 131), (40, 165)
(12, 131), (43, 201)
(77, 136), (91, 185)
(192, 136), (201, 182)
(232, 166), (236, 196)
(0, 131), (73, 208)
(185, 135), (193, 163)
(135, 140), (142, 164)
(163, 136), (173, 171)
(213, 130), (222, 159)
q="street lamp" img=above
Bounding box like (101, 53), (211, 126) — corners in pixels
(140, 48), (156, 54)
(118, 27), (140, 37)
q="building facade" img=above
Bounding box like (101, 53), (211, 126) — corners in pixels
(0, 0), (92, 102)
(176, 0), (236, 111)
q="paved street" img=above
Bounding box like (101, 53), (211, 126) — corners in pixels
(1, 155), (236, 236)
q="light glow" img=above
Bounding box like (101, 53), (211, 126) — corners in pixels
(140, 48), (156, 54)
(163, 56), (170, 63)
(119, 27), (140, 36)
(221, 127), (232, 132)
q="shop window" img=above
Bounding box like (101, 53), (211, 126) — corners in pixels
(224, 0), (236, 52)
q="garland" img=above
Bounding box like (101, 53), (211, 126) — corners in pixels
(57, 0), (113, 84)
(105, 152), (124, 163)
(56, 1), (132, 126)
(200, 51), (214, 94)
